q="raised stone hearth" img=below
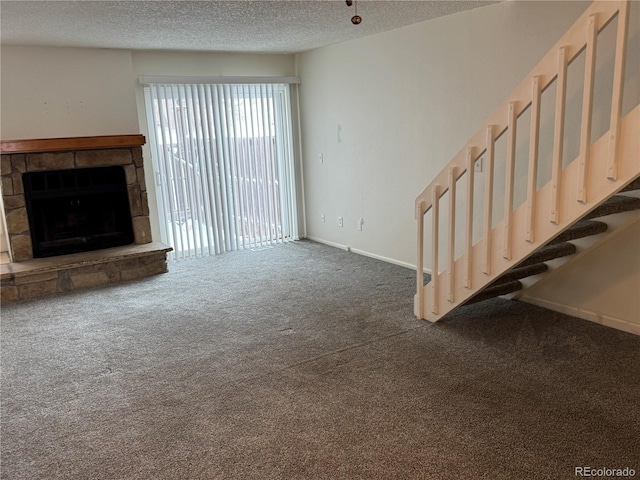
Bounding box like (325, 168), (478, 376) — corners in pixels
(0, 243), (171, 302)
(1, 135), (171, 302)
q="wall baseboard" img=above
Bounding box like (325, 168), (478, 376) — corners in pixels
(519, 295), (640, 336)
(348, 247), (417, 271)
(302, 236), (431, 273)
(304, 236), (350, 252)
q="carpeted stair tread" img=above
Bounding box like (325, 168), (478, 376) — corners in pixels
(491, 263), (548, 287)
(518, 242), (576, 268)
(460, 171), (639, 311)
(584, 195), (640, 220)
(550, 220), (608, 244)
(465, 280), (522, 305)
(621, 177), (640, 192)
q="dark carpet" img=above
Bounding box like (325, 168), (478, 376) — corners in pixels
(1, 240), (639, 479)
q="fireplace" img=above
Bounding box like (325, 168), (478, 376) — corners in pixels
(1, 135), (171, 303)
(1, 135), (153, 262)
(24, 166), (135, 258)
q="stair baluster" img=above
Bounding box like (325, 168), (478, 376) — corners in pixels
(551, 46), (568, 224)
(578, 14), (598, 204)
(482, 126), (495, 275)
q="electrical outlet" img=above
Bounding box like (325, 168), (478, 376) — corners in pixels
(338, 216), (343, 227)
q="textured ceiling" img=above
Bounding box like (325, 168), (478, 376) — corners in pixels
(0, 1), (498, 54)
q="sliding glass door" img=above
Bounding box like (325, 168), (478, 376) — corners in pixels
(144, 83), (298, 260)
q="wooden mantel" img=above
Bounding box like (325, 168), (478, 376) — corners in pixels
(0, 134), (145, 154)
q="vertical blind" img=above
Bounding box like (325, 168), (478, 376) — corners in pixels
(144, 83), (298, 260)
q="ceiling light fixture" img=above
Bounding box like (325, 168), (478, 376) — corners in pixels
(346, 0), (362, 25)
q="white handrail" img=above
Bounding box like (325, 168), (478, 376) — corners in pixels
(415, 1), (636, 321)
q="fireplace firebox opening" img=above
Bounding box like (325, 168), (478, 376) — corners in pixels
(23, 166), (135, 258)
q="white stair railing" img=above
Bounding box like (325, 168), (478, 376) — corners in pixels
(415, 0), (639, 321)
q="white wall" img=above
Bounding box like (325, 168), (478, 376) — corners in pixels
(296, 1), (591, 267)
(0, 46), (140, 139)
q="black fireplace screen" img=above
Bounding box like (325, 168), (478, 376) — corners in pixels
(23, 166), (134, 258)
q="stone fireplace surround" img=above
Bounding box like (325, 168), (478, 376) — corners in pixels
(1, 135), (171, 302)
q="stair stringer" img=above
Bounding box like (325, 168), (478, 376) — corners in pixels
(417, 104), (640, 322)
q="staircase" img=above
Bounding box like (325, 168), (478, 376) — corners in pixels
(414, 0), (640, 322)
